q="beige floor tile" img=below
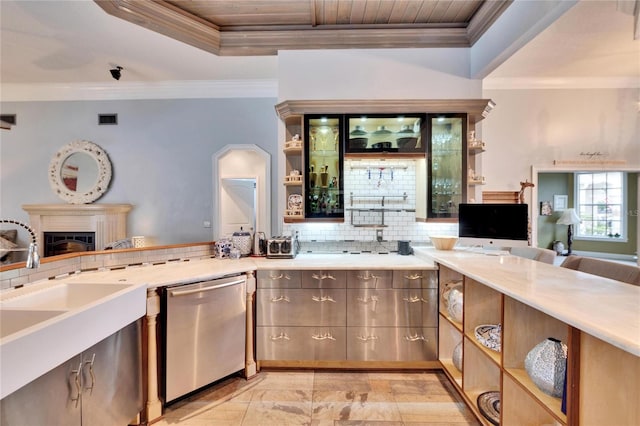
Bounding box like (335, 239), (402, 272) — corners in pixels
(156, 370), (480, 426)
(313, 372), (372, 392)
(251, 370), (315, 391)
(241, 400), (313, 425)
(396, 401), (478, 423)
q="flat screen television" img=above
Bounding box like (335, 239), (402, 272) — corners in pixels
(458, 203), (529, 248)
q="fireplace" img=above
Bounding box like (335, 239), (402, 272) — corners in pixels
(44, 232), (96, 257)
(23, 204), (132, 257)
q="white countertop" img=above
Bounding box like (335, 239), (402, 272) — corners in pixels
(418, 247), (640, 357)
(2, 248), (637, 398)
(56, 253), (437, 288)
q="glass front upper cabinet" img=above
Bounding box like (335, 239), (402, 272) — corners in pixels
(345, 114), (426, 154)
(427, 114), (467, 219)
(304, 115), (344, 219)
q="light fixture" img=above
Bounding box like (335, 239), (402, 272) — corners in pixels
(556, 208), (581, 255)
(109, 66), (123, 80)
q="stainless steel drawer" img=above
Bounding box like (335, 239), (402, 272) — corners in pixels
(257, 270), (301, 288)
(257, 326), (346, 361)
(393, 270), (438, 289)
(347, 288), (437, 327)
(347, 270), (393, 288)
(302, 270), (346, 288)
(346, 327), (437, 361)
(256, 288), (346, 326)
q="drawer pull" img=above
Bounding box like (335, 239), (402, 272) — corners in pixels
(83, 353), (96, 394)
(356, 296), (379, 303)
(312, 295), (336, 303)
(269, 273), (290, 280)
(311, 273), (336, 281)
(403, 296), (428, 303)
(356, 273), (380, 280)
(270, 332), (290, 341)
(311, 333), (336, 341)
(404, 274), (423, 280)
(356, 335), (379, 342)
(404, 334), (427, 342)
(70, 361), (82, 408)
(270, 295), (290, 303)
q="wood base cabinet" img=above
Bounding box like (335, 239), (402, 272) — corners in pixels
(437, 262), (639, 426)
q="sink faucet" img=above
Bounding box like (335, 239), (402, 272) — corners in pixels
(1, 219), (40, 268)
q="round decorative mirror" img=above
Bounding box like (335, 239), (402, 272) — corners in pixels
(49, 140), (112, 204)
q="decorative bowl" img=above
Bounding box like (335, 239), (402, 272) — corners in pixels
(430, 236), (459, 250)
(396, 137), (418, 150)
(371, 141), (392, 149)
(349, 137), (368, 149)
(477, 391), (500, 426)
(474, 324), (502, 352)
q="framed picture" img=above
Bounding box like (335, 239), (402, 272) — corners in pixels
(554, 195), (568, 211)
(540, 201), (553, 216)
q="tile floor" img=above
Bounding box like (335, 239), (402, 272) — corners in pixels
(155, 370), (479, 425)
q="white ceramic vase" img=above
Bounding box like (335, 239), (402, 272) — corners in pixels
(446, 286), (463, 323)
(524, 337), (568, 398)
(452, 341), (462, 372)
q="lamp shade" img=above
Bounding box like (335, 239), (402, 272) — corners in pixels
(557, 208), (581, 225)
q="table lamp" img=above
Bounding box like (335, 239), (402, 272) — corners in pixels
(556, 208), (581, 255)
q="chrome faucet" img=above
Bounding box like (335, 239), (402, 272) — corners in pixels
(1, 219), (40, 268)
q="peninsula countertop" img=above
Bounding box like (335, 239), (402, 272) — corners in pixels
(419, 247), (640, 357)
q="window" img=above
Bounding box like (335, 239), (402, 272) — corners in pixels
(575, 172), (626, 239)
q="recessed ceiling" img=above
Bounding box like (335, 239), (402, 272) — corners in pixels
(0, 0), (637, 88)
(95, 0), (511, 55)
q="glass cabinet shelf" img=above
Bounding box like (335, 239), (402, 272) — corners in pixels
(305, 115), (344, 219)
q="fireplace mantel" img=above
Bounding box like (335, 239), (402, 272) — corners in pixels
(23, 204), (133, 256)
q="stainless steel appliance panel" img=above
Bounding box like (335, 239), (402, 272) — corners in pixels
(256, 288), (346, 327)
(347, 288), (437, 327)
(82, 320), (143, 426)
(257, 326), (346, 361)
(302, 270), (347, 288)
(346, 327), (438, 361)
(165, 275), (246, 402)
(257, 270), (302, 288)
(392, 270), (438, 289)
(347, 270), (393, 288)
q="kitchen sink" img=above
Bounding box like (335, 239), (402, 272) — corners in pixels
(1, 279), (147, 399)
(0, 283), (132, 310)
(0, 309), (66, 338)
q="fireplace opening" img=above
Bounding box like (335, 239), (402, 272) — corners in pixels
(44, 232), (95, 257)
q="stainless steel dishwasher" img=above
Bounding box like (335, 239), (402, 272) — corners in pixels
(163, 274), (246, 403)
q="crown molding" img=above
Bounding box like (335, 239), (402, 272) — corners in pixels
(0, 79), (278, 102)
(483, 77), (640, 90)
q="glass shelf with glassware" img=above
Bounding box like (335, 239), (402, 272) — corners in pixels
(304, 115), (344, 219)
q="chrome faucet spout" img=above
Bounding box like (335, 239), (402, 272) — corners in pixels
(1, 219), (40, 269)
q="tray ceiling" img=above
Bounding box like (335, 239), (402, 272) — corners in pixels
(95, 0), (512, 56)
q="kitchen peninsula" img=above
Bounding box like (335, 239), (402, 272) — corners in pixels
(1, 246), (638, 425)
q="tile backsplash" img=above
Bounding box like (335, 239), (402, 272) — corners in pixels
(283, 158), (458, 243)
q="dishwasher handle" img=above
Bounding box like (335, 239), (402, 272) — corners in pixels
(169, 278), (245, 297)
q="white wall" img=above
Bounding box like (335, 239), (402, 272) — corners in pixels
(481, 88), (640, 193)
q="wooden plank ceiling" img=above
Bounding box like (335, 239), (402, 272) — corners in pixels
(95, 0), (512, 55)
